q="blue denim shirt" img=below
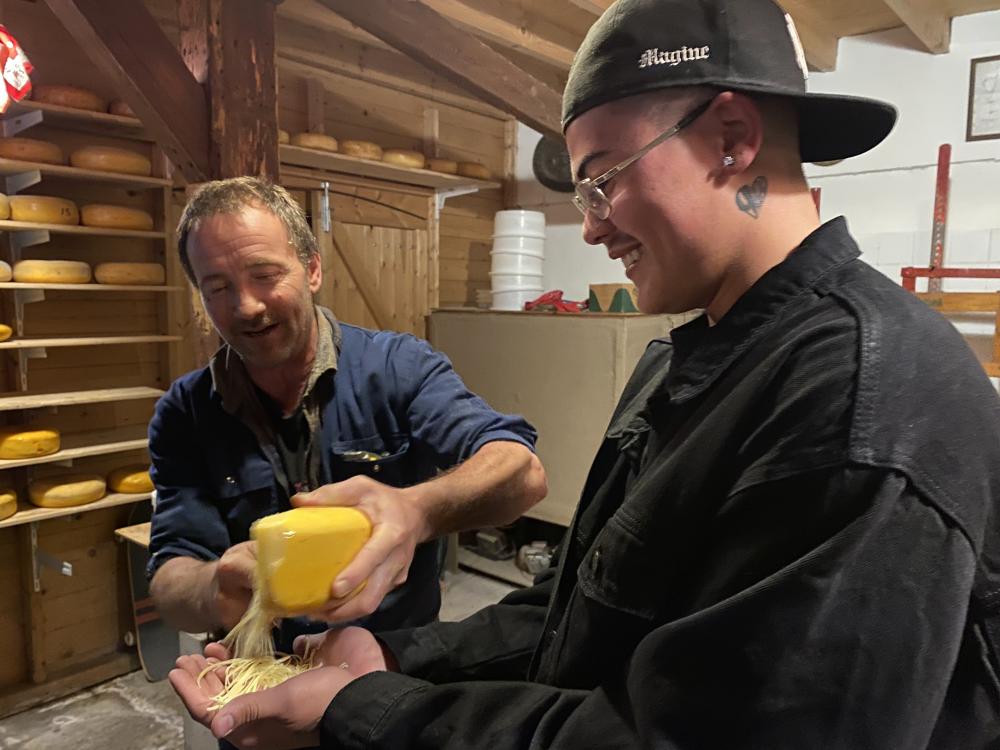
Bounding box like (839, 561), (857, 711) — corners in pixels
(147, 311), (537, 644)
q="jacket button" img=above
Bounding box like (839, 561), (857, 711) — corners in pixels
(372, 464), (380, 473)
(591, 548), (602, 574)
(225, 476), (236, 485)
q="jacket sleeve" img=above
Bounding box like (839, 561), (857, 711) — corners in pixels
(320, 466), (978, 749)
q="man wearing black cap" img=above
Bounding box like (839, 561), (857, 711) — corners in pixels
(171, 0), (1000, 747)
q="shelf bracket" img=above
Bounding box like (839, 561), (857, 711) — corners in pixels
(16, 346), (47, 392)
(9, 230), (50, 265)
(14, 289), (45, 336)
(435, 186), (479, 219)
(30, 521), (73, 592)
(1, 109), (43, 138)
(3, 169), (41, 196)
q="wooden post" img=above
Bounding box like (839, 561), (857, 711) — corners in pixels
(306, 78), (326, 134)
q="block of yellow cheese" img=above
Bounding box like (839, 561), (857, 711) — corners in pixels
(13, 259), (92, 284)
(33, 84), (105, 112)
(0, 427), (59, 459)
(0, 325), (12, 343)
(0, 137), (64, 165)
(94, 262), (165, 286)
(80, 204), (154, 231)
(0, 488), (16, 522)
(107, 464), (153, 493)
(252, 507), (372, 615)
(29, 473), (106, 508)
(9, 195), (79, 226)
(69, 146), (152, 176)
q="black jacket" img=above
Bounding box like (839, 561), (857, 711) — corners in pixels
(323, 218), (1000, 749)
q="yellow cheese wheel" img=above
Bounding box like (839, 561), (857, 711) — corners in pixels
(108, 99), (136, 117)
(70, 146), (152, 176)
(457, 162), (492, 180)
(0, 194), (8, 221)
(0, 260), (10, 282)
(290, 132), (339, 152)
(13, 259), (92, 284)
(80, 204), (154, 231)
(33, 84), (105, 112)
(29, 473), (106, 508)
(426, 158), (458, 175)
(0, 137), (64, 165)
(8, 195), (79, 225)
(94, 262), (165, 286)
(0, 427), (59, 459)
(0, 325), (12, 343)
(0, 488), (16, 522)
(341, 140), (383, 160)
(382, 149), (426, 169)
(278, 129), (290, 144)
(107, 464), (153, 493)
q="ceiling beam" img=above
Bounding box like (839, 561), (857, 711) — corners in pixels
(40, 0), (211, 182)
(791, 15), (839, 72)
(568, 0), (612, 14)
(881, 0), (951, 53)
(320, 0), (564, 139)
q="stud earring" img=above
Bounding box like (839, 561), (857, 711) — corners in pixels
(722, 155), (736, 168)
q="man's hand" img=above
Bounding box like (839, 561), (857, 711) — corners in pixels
(211, 541), (257, 630)
(292, 476), (430, 623)
(169, 627), (394, 750)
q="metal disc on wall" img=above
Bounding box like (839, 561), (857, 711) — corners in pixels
(532, 135), (574, 193)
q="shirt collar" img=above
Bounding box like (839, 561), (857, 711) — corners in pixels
(665, 217), (860, 403)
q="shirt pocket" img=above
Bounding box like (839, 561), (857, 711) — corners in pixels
(213, 460), (277, 541)
(329, 435), (414, 487)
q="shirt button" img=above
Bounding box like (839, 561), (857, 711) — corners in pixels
(372, 464), (380, 473)
(225, 476), (236, 485)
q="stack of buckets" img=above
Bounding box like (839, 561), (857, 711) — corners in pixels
(490, 210), (545, 310)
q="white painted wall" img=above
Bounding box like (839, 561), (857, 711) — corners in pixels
(513, 11), (1000, 357)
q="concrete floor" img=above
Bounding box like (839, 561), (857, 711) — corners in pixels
(0, 569), (516, 750)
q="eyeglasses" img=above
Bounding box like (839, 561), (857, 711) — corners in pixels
(572, 97), (716, 221)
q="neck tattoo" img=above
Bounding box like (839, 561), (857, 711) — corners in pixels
(736, 176), (768, 219)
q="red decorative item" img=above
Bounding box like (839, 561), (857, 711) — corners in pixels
(0, 26), (32, 114)
(524, 290), (588, 313)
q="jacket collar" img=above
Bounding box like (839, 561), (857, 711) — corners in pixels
(665, 217), (860, 403)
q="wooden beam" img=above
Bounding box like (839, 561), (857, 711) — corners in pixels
(178, 0), (209, 85)
(320, 0), (563, 139)
(568, 0), (612, 14)
(40, 0), (211, 182)
(306, 77), (326, 134)
(206, 0), (280, 179)
(791, 15), (839, 72)
(882, 0), (951, 53)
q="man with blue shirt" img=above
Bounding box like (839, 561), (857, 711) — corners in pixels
(148, 177), (546, 645)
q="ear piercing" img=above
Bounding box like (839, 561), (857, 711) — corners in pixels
(722, 155), (736, 168)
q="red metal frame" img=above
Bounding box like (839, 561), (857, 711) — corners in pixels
(901, 266), (1000, 292)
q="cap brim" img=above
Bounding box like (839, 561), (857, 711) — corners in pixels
(792, 92), (897, 163)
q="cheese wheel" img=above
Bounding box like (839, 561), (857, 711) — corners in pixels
(290, 132), (339, 152)
(94, 262), (165, 286)
(0, 195), (8, 222)
(107, 464), (154, 493)
(341, 140), (383, 160)
(0, 261), (10, 281)
(0, 488), (16, 522)
(426, 158), (458, 175)
(70, 146), (152, 176)
(80, 204), (154, 231)
(0, 137), (64, 165)
(0, 427), (60, 459)
(108, 99), (136, 117)
(382, 149), (426, 169)
(278, 129), (290, 144)
(33, 84), (105, 112)
(29, 473), (106, 508)
(457, 162), (492, 180)
(9, 195), (79, 225)
(13, 259), (92, 284)
(0, 325), (12, 343)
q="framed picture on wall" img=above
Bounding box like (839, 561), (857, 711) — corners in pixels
(967, 54), (1000, 141)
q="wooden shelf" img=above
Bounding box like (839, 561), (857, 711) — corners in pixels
(0, 491), (151, 529)
(2, 100), (152, 141)
(0, 335), (180, 349)
(0, 282), (182, 292)
(114, 521), (151, 547)
(0, 386), (164, 412)
(0, 219), (165, 239)
(0, 428), (148, 470)
(279, 145), (501, 191)
(0, 157), (170, 189)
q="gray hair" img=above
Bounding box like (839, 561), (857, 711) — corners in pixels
(176, 176), (318, 283)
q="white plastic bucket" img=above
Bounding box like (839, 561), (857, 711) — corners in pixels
(490, 272), (543, 291)
(491, 252), (543, 275)
(492, 288), (542, 311)
(494, 210), (545, 239)
(491, 235), (545, 256)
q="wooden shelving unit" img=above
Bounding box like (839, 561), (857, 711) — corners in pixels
(0, 427), (149, 470)
(1, 99), (152, 140)
(0, 157), (170, 189)
(0, 334), (180, 349)
(0, 282), (182, 292)
(0, 219), (165, 239)
(0, 386), (164, 411)
(0, 491), (151, 530)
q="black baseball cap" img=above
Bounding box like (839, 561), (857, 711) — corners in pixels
(562, 0), (897, 163)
